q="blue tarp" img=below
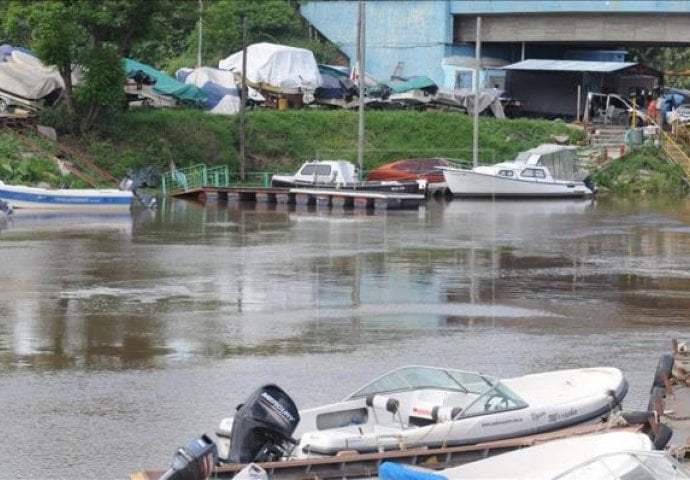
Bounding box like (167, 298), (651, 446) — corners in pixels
(379, 462), (446, 480)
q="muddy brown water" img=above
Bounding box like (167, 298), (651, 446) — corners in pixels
(0, 196), (689, 479)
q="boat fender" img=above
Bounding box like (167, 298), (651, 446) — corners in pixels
(431, 406), (462, 423)
(366, 394), (399, 414)
(647, 386), (667, 414)
(652, 353), (674, 389)
(652, 423), (673, 450)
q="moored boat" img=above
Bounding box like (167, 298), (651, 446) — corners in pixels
(379, 430), (685, 480)
(0, 180), (134, 211)
(441, 162), (594, 198)
(366, 158), (459, 184)
(271, 160), (426, 194)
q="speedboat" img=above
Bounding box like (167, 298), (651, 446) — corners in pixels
(271, 160), (426, 194)
(379, 431), (686, 480)
(0, 180), (134, 211)
(366, 158), (458, 184)
(214, 365), (628, 464)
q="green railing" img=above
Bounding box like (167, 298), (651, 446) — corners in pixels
(161, 164), (272, 195)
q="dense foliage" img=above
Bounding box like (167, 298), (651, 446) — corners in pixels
(592, 147), (688, 195)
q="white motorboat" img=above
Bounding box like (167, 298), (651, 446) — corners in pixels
(271, 160), (426, 194)
(379, 431), (688, 480)
(441, 144), (595, 198)
(442, 162), (594, 198)
(0, 180), (134, 211)
(214, 365), (628, 464)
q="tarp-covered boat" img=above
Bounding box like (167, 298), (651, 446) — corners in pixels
(123, 59), (207, 106)
(218, 42), (321, 98)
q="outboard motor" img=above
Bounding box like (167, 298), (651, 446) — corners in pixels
(0, 199), (13, 216)
(227, 384), (300, 464)
(159, 434), (218, 480)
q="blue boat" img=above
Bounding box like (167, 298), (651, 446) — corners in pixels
(0, 180), (133, 211)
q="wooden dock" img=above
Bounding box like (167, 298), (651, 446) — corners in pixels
(131, 423), (643, 480)
(170, 187), (426, 210)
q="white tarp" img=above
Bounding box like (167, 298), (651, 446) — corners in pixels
(180, 67), (265, 115)
(218, 42), (322, 93)
(0, 50), (63, 100)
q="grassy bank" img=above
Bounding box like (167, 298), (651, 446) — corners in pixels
(89, 109), (586, 176)
(2, 109), (688, 195)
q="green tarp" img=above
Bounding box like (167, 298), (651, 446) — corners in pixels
(381, 76), (437, 94)
(124, 59), (206, 104)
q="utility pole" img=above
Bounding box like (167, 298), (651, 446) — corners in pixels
(239, 16), (248, 181)
(197, 0), (203, 68)
(356, 0), (366, 181)
(472, 16), (481, 168)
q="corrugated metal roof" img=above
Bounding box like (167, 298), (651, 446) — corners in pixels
(503, 59), (637, 73)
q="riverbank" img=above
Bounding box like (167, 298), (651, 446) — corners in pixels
(1, 109), (688, 195)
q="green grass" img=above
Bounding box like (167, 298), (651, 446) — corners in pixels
(592, 147), (688, 195)
(88, 108), (586, 176)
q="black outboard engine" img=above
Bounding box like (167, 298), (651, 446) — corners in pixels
(228, 384), (300, 464)
(159, 434), (218, 480)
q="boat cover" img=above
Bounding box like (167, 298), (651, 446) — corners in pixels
(218, 42), (321, 93)
(0, 50), (63, 101)
(123, 59), (207, 105)
(176, 67), (265, 115)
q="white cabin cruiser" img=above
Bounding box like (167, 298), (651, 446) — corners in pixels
(442, 144), (595, 198)
(215, 365), (628, 465)
(271, 160), (426, 194)
(442, 162), (594, 198)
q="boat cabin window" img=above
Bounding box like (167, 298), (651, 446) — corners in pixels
(520, 168), (546, 179)
(300, 164), (332, 176)
(346, 366), (494, 399)
(497, 170), (514, 177)
(461, 382), (528, 416)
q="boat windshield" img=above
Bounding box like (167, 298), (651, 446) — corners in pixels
(460, 381), (528, 416)
(346, 366), (496, 399)
(553, 451), (690, 479)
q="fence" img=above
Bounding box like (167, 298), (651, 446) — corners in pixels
(160, 164), (273, 195)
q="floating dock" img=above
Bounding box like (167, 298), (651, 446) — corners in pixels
(171, 187), (425, 210)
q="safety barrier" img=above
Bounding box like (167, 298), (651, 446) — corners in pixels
(161, 164), (272, 195)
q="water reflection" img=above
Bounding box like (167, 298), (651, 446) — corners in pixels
(1, 197), (688, 372)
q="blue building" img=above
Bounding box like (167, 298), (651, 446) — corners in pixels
(301, 1), (690, 90)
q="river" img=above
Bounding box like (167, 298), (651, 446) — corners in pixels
(0, 196), (689, 479)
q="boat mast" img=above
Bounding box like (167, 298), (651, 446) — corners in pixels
(356, 0), (366, 180)
(473, 16), (481, 168)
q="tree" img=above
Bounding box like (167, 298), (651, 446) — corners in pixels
(2, 0), (163, 131)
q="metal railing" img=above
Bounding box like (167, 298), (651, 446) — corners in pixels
(160, 164), (272, 195)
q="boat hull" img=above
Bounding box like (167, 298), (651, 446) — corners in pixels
(0, 183), (133, 211)
(442, 168), (593, 198)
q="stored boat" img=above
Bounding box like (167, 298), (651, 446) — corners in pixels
(271, 160), (426, 194)
(0, 181), (134, 211)
(379, 431), (686, 480)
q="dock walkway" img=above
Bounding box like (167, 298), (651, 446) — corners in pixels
(171, 186), (425, 211)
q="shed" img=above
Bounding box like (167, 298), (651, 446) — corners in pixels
(503, 59), (662, 118)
